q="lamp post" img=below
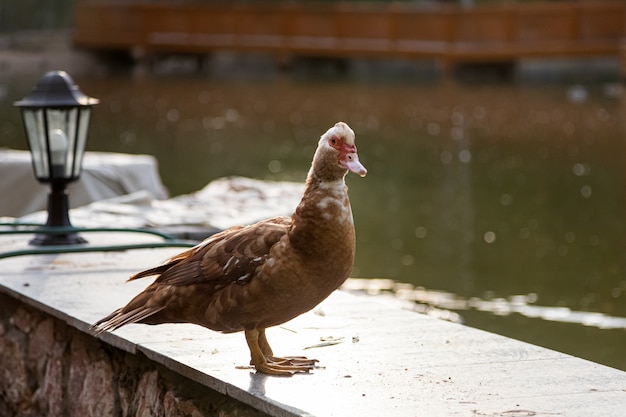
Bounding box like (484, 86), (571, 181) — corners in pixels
(15, 70), (99, 246)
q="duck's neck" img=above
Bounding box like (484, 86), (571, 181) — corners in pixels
(289, 173), (355, 257)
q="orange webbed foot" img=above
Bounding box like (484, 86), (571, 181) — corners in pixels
(253, 356), (318, 376)
(245, 329), (320, 376)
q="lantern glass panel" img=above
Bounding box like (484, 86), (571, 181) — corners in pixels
(22, 108), (48, 180)
(46, 108), (77, 180)
(74, 107), (91, 178)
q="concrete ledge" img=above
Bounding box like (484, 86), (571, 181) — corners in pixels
(1, 235), (626, 416)
(0, 292), (266, 417)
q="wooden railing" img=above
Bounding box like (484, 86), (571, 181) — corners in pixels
(72, 1), (626, 73)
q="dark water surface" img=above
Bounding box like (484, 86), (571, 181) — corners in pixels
(2, 61), (625, 370)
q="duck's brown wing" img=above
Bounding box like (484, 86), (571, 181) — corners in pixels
(92, 216), (291, 333)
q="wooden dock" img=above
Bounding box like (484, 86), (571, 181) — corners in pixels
(1, 231), (626, 416)
(72, 1), (626, 74)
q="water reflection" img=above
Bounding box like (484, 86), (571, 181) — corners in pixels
(1, 61), (624, 370)
(345, 278), (626, 330)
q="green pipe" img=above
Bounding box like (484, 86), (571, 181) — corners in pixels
(0, 224), (181, 241)
(0, 241), (196, 260)
(0, 222), (202, 260)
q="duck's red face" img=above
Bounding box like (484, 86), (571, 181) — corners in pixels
(328, 134), (367, 177)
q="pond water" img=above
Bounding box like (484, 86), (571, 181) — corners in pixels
(2, 57), (625, 371)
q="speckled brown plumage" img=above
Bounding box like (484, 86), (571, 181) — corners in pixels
(92, 121), (367, 375)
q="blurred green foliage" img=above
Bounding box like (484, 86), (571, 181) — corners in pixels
(0, 0), (73, 33)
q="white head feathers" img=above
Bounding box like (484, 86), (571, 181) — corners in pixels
(321, 121), (355, 146)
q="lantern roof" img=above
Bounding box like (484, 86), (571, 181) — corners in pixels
(14, 70), (99, 109)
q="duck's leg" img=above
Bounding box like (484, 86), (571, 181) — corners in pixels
(258, 328), (318, 366)
(245, 328), (318, 376)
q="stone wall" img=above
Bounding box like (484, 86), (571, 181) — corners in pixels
(0, 293), (267, 417)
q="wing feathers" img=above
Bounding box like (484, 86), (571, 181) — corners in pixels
(91, 305), (167, 333)
(94, 216), (292, 332)
(128, 263), (178, 281)
(154, 260), (203, 286)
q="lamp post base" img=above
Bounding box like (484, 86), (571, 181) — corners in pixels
(29, 233), (87, 246)
(29, 184), (87, 246)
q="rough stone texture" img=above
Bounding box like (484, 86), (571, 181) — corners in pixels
(0, 293), (267, 417)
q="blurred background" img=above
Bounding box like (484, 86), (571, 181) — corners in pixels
(1, 0), (625, 371)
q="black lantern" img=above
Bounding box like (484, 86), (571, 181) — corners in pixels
(15, 70), (99, 246)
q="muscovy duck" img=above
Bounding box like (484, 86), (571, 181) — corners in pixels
(93, 121), (367, 375)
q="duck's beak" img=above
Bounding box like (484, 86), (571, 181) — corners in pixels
(341, 151), (367, 177)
